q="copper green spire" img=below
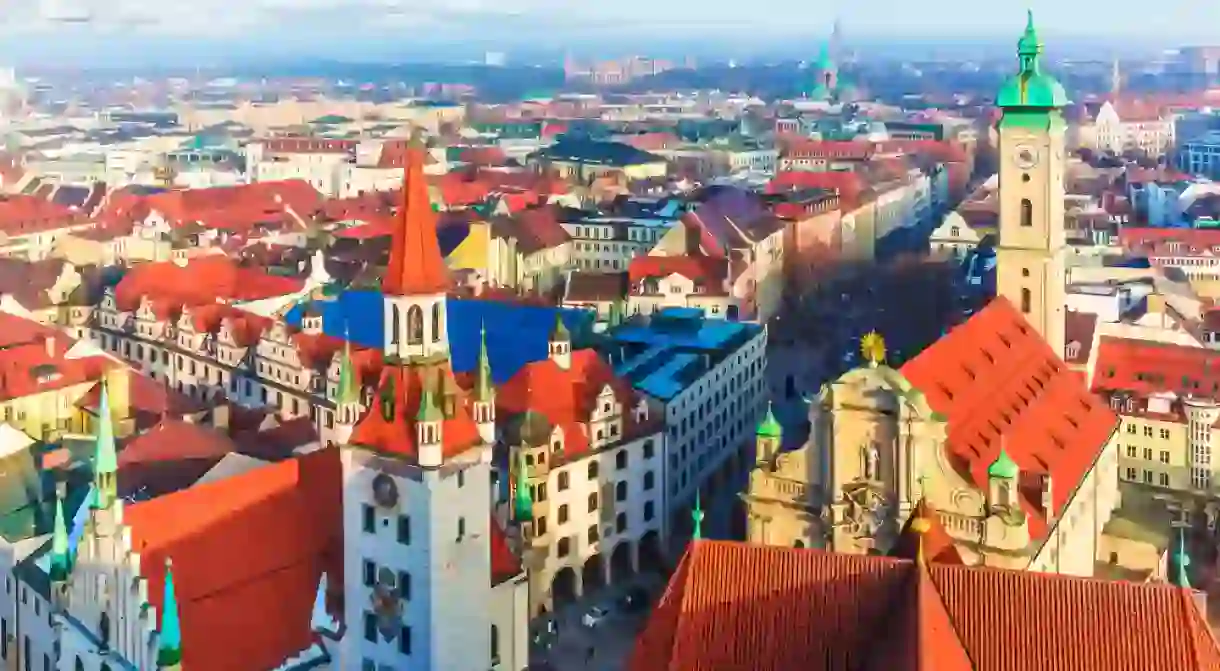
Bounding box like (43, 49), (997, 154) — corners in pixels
(49, 489), (69, 582)
(692, 492), (705, 540)
(1018, 9), (1040, 60)
(997, 11), (1068, 109)
(1171, 527), (1192, 589)
(416, 386), (443, 422)
(475, 321), (494, 401)
(550, 311), (570, 341)
(93, 381), (118, 509)
(757, 402), (782, 439)
(336, 327), (360, 405)
(158, 558), (182, 668)
(513, 452), (533, 522)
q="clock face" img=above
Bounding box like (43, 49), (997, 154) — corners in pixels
(1014, 145), (1039, 169)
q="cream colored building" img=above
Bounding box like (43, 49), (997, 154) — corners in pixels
(1093, 101), (1176, 157)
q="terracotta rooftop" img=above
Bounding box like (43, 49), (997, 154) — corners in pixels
(630, 540), (1220, 671)
(383, 139), (450, 296)
(1091, 336), (1220, 398)
(899, 297), (1119, 541)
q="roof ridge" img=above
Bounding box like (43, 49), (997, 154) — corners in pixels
(1176, 586), (1220, 670)
(921, 562), (979, 671)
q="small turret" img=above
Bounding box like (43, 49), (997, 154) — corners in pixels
(49, 485), (70, 587)
(548, 311), (571, 370)
(333, 328), (364, 445)
(472, 321), (496, 444)
(987, 444), (1020, 509)
(415, 381), (444, 468)
(512, 451), (534, 542)
(755, 402), (783, 464)
(93, 381), (118, 510)
(1170, 527), (1192, 589)
(157, 559), (182, 670)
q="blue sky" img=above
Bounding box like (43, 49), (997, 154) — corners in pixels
(0, 0), (1209, 67)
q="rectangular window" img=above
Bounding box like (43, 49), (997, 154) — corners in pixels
(397, 515), (411, 545)
(457, 517), (466, 540)
(364, 612), (377, 642)
(398, 571), (412, 600)
(363, 505), (376, 533)
(363, 560), (376, 586)
(399, 625), (412, 654)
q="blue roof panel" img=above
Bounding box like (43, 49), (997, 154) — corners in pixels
(284, 290), (591, 383)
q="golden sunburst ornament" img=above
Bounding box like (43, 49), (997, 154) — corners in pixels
(860, 331), (886, 367)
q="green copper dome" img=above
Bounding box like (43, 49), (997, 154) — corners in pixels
(757, 403), (782, 439)
(996, 11), (1069, 110)
(987, 447), (1020, 480)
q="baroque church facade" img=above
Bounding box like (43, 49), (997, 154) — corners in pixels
(744, 14), (1122, 576)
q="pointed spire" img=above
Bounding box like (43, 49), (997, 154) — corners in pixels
(475, 320), (494, 401)
(49, 488), (69, 582)
(1171, 527), (1192, 589)
(336, 324), (360, 405)
(909, 514), (932, 566)
(692, 492), (705, 540)
(158, 559), (182, 668)
(416, 385), (443, 422)
(1017, 9), (1043, 61)
(550, 311), (570, 341)
(93, 381), (118, 508)
(987, 444), (1020, 479)
(383, 129), (449, 296)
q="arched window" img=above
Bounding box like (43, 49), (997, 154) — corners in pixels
(391, 305), (401, 345)
(490, 624), (500, 662)
(1020, 288), (1031, 313)
(1020, 198), (1033, 227)
(406, 306), (424, 345)
(431, 303), (442, 343)
(74, 658), (84, 671)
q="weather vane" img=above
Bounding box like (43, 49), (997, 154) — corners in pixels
(860, 331), (886, 367)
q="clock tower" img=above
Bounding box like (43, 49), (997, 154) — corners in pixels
(994, 10), (1070, 358)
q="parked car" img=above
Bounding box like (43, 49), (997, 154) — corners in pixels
(581, 605), (611, 628)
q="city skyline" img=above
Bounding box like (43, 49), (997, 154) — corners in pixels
(0, 0), (1212, 68)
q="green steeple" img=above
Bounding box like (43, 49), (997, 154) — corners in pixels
(550, 311), (570, 341)
(513, 453), (533, 522)
(158, 559), (182, 668)
(49, 490), (69, 582)
(987, 446), (1020, 480)
(996, 11), (1069, 110)
(93, 381), (118, 508)
(336, 333), (361, 406)
(475, 321), (494, 401)
(1171, 528), (1192, 589)
(692, 492), (705, 540)
(416, 386), (443, 423)
(757, 402), (783, 439)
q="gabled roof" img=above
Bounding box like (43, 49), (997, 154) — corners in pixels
(125, 447), (343, 671)
(888, 500), (963, 565)
(898, 297), (1118, 541)
(630, 540), (1220, 671)
(1091, 336), (1220, 397)
(349, 363), (482, 462)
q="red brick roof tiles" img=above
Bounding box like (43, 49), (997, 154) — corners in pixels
(0, 194), (84, 235)
(349, 364), (483, 461)
(628, 254), (727, 291)
(1091, 336), (1220, 397)
(126, 447), (344, 671)
(0, 314), (115, 401)
(383, 141), (450, 296)
(630, 540), (1220, 671)
(898, 298), (1119, 541)
(114, 256), (304, 312)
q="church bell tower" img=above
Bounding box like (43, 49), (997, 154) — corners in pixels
(994, 11), (1069, 358)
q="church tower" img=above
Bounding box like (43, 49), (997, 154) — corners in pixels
(994, 11), (1069, 357)
(383, 129), (451, 362)
(339, 131), (496, 671)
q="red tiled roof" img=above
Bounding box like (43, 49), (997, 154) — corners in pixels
(126, 447), (344, 671)
(899, 298), (1119, 541)
(782, 140), (876, 161)
(349, 364), (483, 461)
(119, 420), (236, 466)
(490, 516), (522, 586)
(114, 257), (304, 312)
(0, 194), (84, 235)
(260, 137), (357, 154)
(628, 254), (727, 288)
(1119, 227), (1220, 258)
(140, 181), (321, 231)
(383, 141), (450, 296)
(1065, 310), (1099, 365)
(630, 540), (1220, 671)
(0, 315), (115, 401)
(1091, 336), (1220, 397)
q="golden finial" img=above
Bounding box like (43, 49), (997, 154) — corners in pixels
(860, 331), (886, 368)
(910, 514), (932, 565)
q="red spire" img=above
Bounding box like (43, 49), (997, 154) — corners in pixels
(383, 132), (449, 296)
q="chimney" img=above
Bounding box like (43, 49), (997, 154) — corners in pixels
(211, 403), (230, 431)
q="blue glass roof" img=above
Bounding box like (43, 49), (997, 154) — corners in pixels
(284, 290), (592, 383)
